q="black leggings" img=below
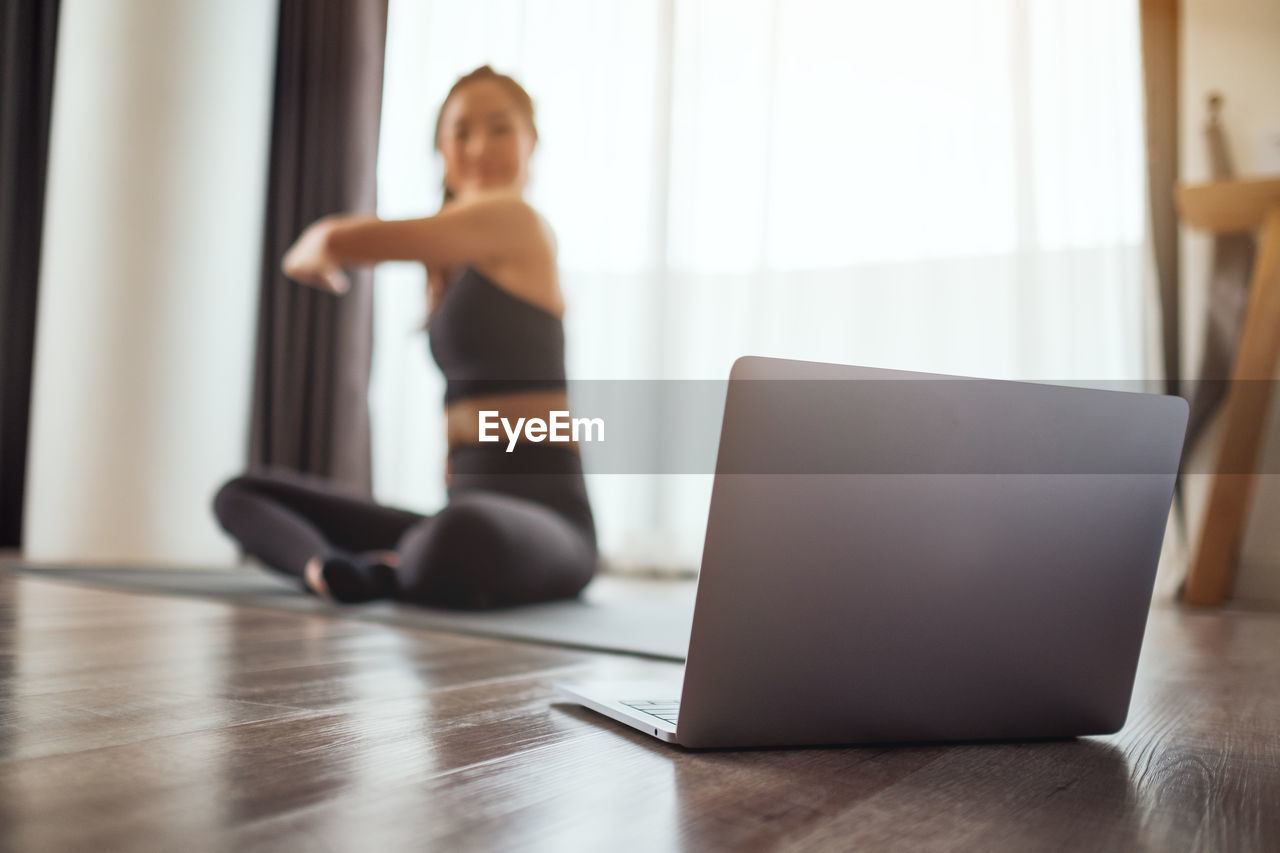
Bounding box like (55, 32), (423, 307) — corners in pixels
(212, 443), (598, 609)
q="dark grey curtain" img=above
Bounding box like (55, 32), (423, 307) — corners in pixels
(250, 0), (389, 493)
(0, 0), (60, 548)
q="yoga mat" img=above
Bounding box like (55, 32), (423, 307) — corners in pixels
(2, 561), (694, 662)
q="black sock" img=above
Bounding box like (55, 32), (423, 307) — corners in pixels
(353, 552), (400, 600)
(316, 549), (399, 604)
(318, 554), (374, 603)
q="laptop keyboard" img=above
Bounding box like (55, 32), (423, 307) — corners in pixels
(621, 699), (680, 726)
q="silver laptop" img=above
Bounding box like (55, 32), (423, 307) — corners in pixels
(555, 356), (1188, 748)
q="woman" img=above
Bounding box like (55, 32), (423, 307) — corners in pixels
(213, 66), (597, 609)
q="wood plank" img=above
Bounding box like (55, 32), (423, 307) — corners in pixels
(1175, 177), (1280, 233)
(1, 569), (1279, 850)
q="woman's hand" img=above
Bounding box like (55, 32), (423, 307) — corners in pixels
(282, 217), (350, 295)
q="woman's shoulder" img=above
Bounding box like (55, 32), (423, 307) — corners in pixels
(436, 192), (560, 313)
(450, 191), (556, 258)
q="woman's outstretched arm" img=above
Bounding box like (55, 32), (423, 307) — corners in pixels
(281, 191), (551, 293)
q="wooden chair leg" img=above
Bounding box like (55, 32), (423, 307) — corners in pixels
(1184, 208), (1280, 605)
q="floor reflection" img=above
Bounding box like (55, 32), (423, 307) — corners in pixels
(212, 605), (438, 839)
(0, 579), (230, 847)
(667, 738), (1142, 850)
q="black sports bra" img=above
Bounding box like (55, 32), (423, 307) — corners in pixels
(427, 266), (568, 405)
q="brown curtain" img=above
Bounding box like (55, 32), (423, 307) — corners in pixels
(0, 0), (60, 548)
(1139, 0), (1181, 402)
(1138, 0), (1189, 531)
(250, 0), (389, 493)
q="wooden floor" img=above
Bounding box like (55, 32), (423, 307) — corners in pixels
(1, 568), (1277, 852)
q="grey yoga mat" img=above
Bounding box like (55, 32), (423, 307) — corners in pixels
(3, 562), (694, 662)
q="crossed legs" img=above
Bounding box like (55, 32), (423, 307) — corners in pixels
(213, 466), (597, 609)
(212, 468), (426, 601)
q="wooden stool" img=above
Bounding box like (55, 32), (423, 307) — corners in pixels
(1176, 177), (1280, 605)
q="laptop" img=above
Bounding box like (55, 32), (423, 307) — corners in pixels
(556, 356), (1188, 748)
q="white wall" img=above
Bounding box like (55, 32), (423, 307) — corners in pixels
(25, 0), (277, 566)
(1180, 0), (1280, 603)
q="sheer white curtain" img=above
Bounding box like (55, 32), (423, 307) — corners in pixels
(371, 0), (1148, 573)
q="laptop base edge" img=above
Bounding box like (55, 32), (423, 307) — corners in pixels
(553, 681), (681, 744)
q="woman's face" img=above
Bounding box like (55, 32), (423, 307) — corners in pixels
(437, 80), (536, 200)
